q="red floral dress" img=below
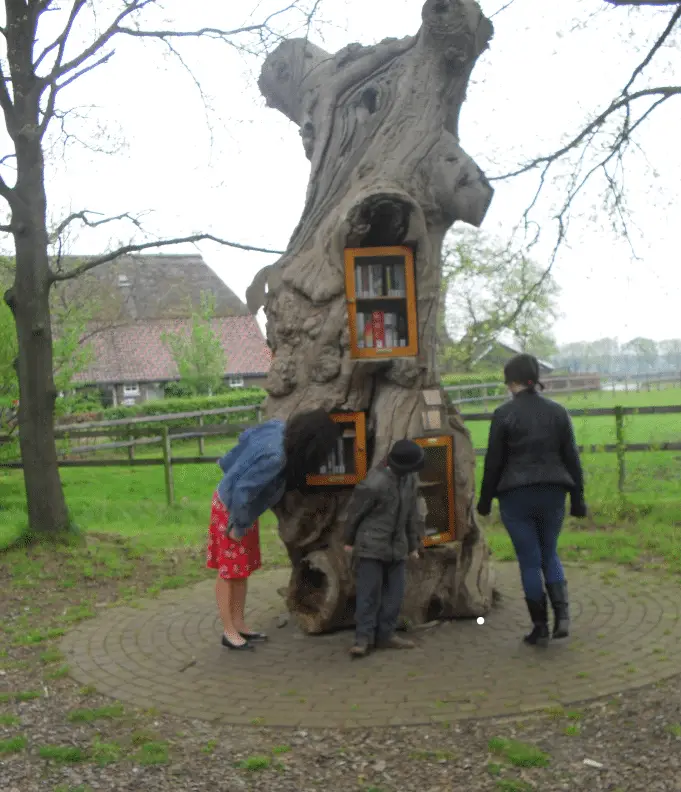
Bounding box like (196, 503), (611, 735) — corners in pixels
(206, 492), (262, 580)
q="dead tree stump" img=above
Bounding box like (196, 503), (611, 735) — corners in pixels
(247, 0), (497, 634)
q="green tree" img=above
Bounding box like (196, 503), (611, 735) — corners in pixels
(622, 337), (659, 374)
(438, 230), (560, 372)
(162, 294), (226, 396)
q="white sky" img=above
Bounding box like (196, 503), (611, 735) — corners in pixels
(7, 0), (681, 346)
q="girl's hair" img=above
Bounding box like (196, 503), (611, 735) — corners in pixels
(503, 353), (545, 393)
(283, 408), (341, 491)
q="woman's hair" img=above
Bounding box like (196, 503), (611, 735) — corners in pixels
(503, 353), (545, 392)
(283, 408), (341, 491)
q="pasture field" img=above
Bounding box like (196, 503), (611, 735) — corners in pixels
(1, 385), (680, 572)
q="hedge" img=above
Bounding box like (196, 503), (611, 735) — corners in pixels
(97, 390), (266, 430)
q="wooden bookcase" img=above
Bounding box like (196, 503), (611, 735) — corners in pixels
(414, 435), (456, 547)
(344, 246), (419, 359)
(306, 412), (367, 486)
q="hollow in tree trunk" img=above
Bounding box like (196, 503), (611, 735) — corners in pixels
(247, 0), (497, 633)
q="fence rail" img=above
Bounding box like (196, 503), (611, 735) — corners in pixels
(444, 371), (681, 406)
(2, 403), (680, 505)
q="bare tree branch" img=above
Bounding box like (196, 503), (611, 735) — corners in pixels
(490, 0), (517, 19)
(494, 86), (681, 181)
(34, 0), (88, 72)
(49, 234), (285, 282)
(623, 3), (681, 93)
(49, 210), (146, 243)
(44, 1), (154, 84)
(0, 172), (15, 205)
(604, 1), (681, 6)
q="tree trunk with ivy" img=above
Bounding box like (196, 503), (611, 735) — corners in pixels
(248, 0), (496, 634)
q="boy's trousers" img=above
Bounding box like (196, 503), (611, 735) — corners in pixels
(354, 557), (406, 645)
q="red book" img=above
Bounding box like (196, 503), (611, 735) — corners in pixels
(372, 311), (385, 348)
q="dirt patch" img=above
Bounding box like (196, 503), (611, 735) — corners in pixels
(2, 538), (681, 791)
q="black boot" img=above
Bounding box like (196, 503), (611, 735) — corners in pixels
(524, 595), (550, 647)
(546, 581), (570, 639)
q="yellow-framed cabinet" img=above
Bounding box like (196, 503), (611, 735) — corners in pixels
(306, 412), (367, 487)
(414, 435), (456, 547)
(344, 246), (419, 359)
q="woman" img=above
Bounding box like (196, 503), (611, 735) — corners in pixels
(207, 408), (340, 650)
(477, 354), (587, 647)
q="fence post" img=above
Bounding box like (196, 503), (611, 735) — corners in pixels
(614, 405), (626, 493)
(127, 425), (134, 462)
(198, 415), (205, 456)
(162, 427), (175, 506)
(256, 405), (263, 424)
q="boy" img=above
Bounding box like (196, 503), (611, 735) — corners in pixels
(344, 439), (426, 658)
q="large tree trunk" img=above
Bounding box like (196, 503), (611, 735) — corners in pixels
(5, 135), (71, 536)
(248, 0), (496, 633)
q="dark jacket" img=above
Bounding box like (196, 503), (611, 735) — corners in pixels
(344, 465), (424, 563)
(478, 390), (585, 516)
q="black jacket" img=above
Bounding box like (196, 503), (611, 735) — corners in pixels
(478, 390), (585, 516)
(344, 465), (423, 563)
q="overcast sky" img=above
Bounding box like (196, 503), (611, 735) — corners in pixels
(6, 0), (680, 346)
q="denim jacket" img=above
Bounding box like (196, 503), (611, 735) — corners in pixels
(216, 419), (287, 538)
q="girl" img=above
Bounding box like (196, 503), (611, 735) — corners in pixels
(477, 354), (587, 646)
(207, 408), (340, 650)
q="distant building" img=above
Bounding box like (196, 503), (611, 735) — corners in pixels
(472, 341), (555, 376)
(61, 254), (270, 405)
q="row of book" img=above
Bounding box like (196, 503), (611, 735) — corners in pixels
(356, 311), (408, 349)
(354, 261), (407, 299)
(318, 436), (354, 475)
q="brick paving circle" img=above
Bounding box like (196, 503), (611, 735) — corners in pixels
(60, 563), (681, 728)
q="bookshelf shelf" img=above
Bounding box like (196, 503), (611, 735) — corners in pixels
(344, 246), (418, 359)
(306, 412), (367, 487)
(414, 436), (456, 547)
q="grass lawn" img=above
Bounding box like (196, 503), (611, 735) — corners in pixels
(1, 386), (680, 573)
(1, 387), (680, 791)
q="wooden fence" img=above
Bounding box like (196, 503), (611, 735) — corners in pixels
(443, 371), (681, 407)
(2, 402), (680, 505)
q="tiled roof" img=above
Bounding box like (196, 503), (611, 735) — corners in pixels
(54, 254), (249, 321)
(72, 315), (271, 385)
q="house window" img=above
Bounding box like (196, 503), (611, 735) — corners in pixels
(227, 376), (244, 389)
(123, 383), (140, 397)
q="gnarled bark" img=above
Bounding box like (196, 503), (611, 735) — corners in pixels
(249, 0), (497, 634)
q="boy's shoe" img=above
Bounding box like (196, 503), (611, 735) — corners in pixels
(376, 635), (415, 650)
(349, 640), (371, 658)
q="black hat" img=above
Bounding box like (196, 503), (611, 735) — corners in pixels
(387, 439), (425, 474)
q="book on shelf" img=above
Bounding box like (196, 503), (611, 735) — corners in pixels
(372, 311), (385, 349)
(356, 310), (408, 349)
(354, 260), (407, 298)
(317, 437), (348, 475)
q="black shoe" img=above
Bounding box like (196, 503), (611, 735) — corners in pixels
(524, 596), (550, 647)
(546, 581), (570, 639)
(221, 634), (254, 651)
(239, 631), (268, 642)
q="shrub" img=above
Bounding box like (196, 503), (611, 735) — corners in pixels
(99, 390), (267, 433)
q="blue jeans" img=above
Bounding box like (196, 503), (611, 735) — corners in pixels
(498, 484), (566, 601)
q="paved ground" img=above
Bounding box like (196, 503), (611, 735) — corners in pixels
(60, 563), (681, 728)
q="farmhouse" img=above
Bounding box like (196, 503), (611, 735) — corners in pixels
(473, 340), (555, 376)
(60, 254), (270, 405)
